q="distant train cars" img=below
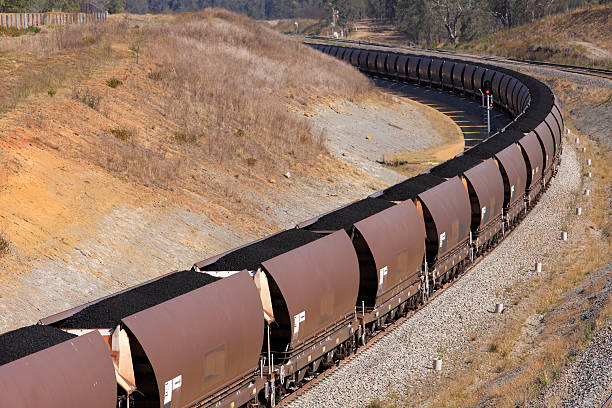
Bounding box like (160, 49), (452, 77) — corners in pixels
(0, 43), (562, 408)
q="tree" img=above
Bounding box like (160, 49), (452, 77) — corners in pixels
(106, 0), (125, 13)
(429, 0), (477, 44)
(125, 0), (148, 13)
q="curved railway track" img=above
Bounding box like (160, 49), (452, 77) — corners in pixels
(302, 35), (612, 80)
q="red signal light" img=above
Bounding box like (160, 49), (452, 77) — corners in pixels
(485, 90), (490, 94)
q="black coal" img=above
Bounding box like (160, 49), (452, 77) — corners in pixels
(0, 325), (76, 366)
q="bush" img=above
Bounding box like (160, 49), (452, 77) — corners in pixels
(106, 77), (123, 88)
(147, 71), (162, 81)
(83, 36), (97, 46)
(110, 128), (133, 141)
(173, 132), (198, 143)
(48, 89), (57, 97)
(73, 89), (101, 110)
(0, 234), (9, 256)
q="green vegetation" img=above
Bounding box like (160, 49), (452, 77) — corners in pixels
(73, 88), (101, 110)
(0, 25), (42, 37)
(110, 128), (133, 140)
(147, 70), (162, 81)
(106, 77), (123, 88)
(173, 131), (198, 143)
(0, 234), (9, 256)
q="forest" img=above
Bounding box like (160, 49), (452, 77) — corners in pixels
(1, 0), (609, 45)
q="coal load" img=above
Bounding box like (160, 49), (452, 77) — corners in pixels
(429, 155), (484, 178)
(0, 325), (76, 366)
(495, 128), (528, 145)
(464, 137), (514, 160)
(200, 229), (322, 272)
(55, 270), (220, 329)
(304, 198), (395, 233)
(376, 173), (445, 202)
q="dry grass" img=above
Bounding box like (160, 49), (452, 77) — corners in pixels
(0, 10), (377, 192)
(0, 22), (124, 114)
(459, 5), (612, 69)
(137, 8), (375, 177)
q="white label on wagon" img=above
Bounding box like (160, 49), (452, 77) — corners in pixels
(511, 185), (515, 197)
(294, 314), (300, 335)
(481, 206), (487, 219)
(172, 375), (182, 390)
(379, 266), (388, 285)
(164, 380), (172, 404)
(439, 232), (446, 247)
(299, 311), (306, 322)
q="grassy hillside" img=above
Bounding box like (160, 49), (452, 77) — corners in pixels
(0, 9), (380, 264)
(458, 5), (612, 68)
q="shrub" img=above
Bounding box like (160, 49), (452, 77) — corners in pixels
(147, 71), (162, 81)
(48, 89), (57, 97)
(106, 77), (123, 88)
(173, 132), (198, 143)
(83, 36), (97, 46)
(0, 234), (9, 256)
(488, 342), (499, 353)
(73, 89), (101, 110)
(110, 128), (133, 141)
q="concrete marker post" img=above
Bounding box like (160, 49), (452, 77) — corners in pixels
(434, 358), (442, 371)
(494, 303), (504, 313)
(561, 231), (568, 241)
(535, 262), (542, 273)
(576, 207), (582, 215)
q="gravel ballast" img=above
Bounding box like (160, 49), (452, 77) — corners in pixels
(0, 325), (76, 366)
(55, 270), (220, 329)
(287, 144), (581, 408)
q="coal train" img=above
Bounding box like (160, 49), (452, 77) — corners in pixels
(0, 42), (564, 408)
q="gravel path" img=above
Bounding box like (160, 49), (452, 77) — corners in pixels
(287, 144), (581, 408)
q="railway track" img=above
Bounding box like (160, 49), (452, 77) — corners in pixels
(301, 35), (612, 80)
